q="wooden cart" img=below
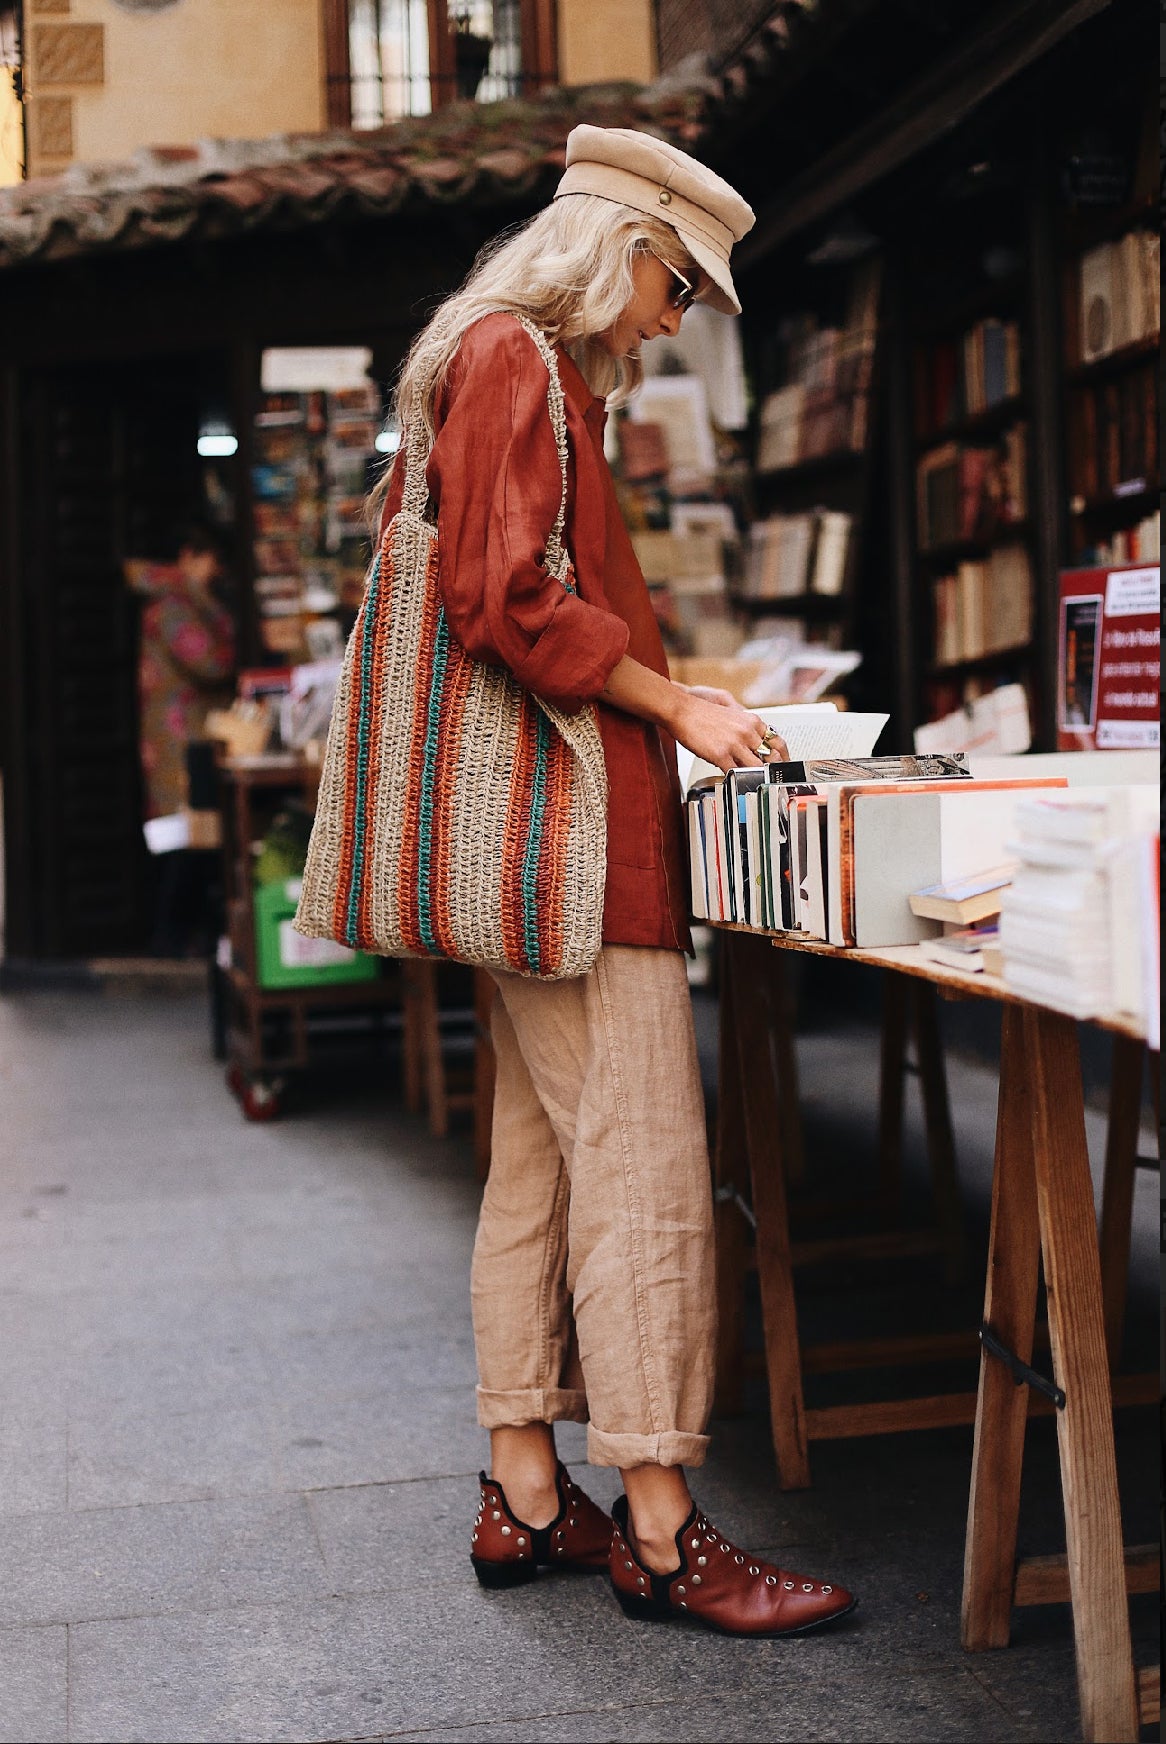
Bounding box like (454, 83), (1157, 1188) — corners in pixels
(216, 755), (400, 1120)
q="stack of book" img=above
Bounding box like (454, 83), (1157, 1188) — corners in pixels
(998, 787), (1160, 1035)
(932, 544), (1033, 665)
(686, 736), (1066, 948)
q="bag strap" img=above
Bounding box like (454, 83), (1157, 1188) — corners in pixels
(511, 315), (571, 587)
(398, 315), (573, 588)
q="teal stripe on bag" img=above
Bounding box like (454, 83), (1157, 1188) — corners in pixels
(520, 709), (551, 975)
(415, 607), (451, 956)
(345, 552), (381, 945)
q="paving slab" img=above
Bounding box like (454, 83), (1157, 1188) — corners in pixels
(2, 987), (1158, 1744)
(0, 1624), (68, 1744)
(66, 1401), (283, 1510)
(0, 1405), (68, 1518)
(380, 1664), (1034, 1743)
(0, 1494), (328, 1626)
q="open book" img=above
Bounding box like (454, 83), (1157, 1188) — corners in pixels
(681, 703), (889, 797)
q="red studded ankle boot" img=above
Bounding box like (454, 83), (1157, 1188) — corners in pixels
(610, 1496), (857, 1636)
(471, 1462), (614, 1588)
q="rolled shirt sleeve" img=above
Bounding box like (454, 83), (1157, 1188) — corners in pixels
(425, 319), (629, 714)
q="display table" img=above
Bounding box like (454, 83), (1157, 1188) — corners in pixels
(711, 923), (1156, 1744)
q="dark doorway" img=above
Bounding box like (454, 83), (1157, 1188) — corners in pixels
(9, 354), (233, 958)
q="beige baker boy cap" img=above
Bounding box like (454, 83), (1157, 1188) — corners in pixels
(554, 124), (755, 316)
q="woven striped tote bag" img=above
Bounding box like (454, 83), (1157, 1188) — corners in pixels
(294, 317), (608, 981)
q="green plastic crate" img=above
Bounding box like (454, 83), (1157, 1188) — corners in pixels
(253, 878), (379, 989)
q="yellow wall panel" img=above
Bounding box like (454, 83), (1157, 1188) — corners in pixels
(29, 0), (324, 171)
(557, 0), (655, 86)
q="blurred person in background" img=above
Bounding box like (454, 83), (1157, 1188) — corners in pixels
(126, 524), (236, 954)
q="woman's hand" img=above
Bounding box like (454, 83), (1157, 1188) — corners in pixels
(597, 657), (788, 772)
(672, 688), (789, 774)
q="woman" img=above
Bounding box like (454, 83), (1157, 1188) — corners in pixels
(377, 126), (855, 1636)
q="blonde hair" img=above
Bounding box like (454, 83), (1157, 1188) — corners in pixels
(370, 194), (696, 523)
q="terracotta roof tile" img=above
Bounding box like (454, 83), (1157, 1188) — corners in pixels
(0, 81), (710, 271)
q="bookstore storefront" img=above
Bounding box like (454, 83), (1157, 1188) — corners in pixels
(0, 84), (689, 967)
(0, 0), (1156, 972)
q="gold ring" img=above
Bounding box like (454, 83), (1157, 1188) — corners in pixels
(755, 743), (770, 758)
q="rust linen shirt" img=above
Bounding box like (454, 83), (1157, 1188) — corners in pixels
(379, 312), (690, 952)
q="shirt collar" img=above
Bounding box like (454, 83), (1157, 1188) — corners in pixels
(554, 343), (608, 429)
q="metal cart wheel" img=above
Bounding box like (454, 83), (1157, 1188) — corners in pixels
(225, 1062), (284, 1122)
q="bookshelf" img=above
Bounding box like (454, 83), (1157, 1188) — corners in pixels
(1060, 206), (1159, 569)
(900, 179), (1038, 737)
(738, 255), (882, 665)
(876, 37), (1160, 754)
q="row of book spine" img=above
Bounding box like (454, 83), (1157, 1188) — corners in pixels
(740, 510), (852, 599)
(687, 763), (1071, 951)
(916, 427), (1028, 550)
(914, 319), (1021, 438)
(1066, 363), (1157, 505)
(931, 545), (1033, 667)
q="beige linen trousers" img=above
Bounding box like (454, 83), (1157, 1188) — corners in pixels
(471, 944), (716, 1468)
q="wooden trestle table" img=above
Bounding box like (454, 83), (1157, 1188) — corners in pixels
(711, 923), (1157, 1744)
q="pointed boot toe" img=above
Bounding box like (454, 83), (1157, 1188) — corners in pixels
(609, 1495), (856, 1637)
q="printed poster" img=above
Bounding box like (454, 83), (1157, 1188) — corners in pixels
(1057, 564), (1160, 751)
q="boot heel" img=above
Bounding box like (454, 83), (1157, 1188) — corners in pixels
(615, 1588), (670, 1623)
(472, 1557), (539, 1590)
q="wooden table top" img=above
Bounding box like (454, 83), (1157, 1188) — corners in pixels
(706, 920), (1147, 1042)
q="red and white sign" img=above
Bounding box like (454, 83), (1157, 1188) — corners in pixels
(1057, 564), (1160, 751)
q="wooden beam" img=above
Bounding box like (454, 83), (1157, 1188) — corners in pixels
(1025, 1006), (1137, 1742)
(1137, 1668), (1160, 1730)
(1014, 1544), (1159, 1607)
(736, 0), (1114, 263)
(791, 1228), (945, 1267)
(805, 1372), (1154, 1443)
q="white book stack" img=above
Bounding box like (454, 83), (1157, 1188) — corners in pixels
(998, 787), (1159, 1033)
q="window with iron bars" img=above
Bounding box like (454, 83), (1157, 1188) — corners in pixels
(324, 0), (557, 130)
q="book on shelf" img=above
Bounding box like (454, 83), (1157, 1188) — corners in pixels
(916, 922), (1000, 975)
(908, 865), (1014, 924)
(915, 320), (1021, 434)
(1077, 231), (1160, 364)
(742, 510), (854, 600)
(1067, 361), (1157, 505)
(755, 262), (880, 472)
(932, 544), (1033, 666)
(917, 430), (1028, 549)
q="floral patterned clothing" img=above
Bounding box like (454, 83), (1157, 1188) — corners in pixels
(128, 562), (236, 819)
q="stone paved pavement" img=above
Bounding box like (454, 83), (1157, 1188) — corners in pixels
(0, 986), (1157, 1743)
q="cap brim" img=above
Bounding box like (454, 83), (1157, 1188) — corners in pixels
(681, 231), (741, 317)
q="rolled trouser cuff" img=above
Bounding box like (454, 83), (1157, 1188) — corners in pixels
(586, 1425), (710, 1469)
(475, 1385), (589, 1429)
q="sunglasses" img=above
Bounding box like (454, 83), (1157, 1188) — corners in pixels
(654, 253), (699, 313)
